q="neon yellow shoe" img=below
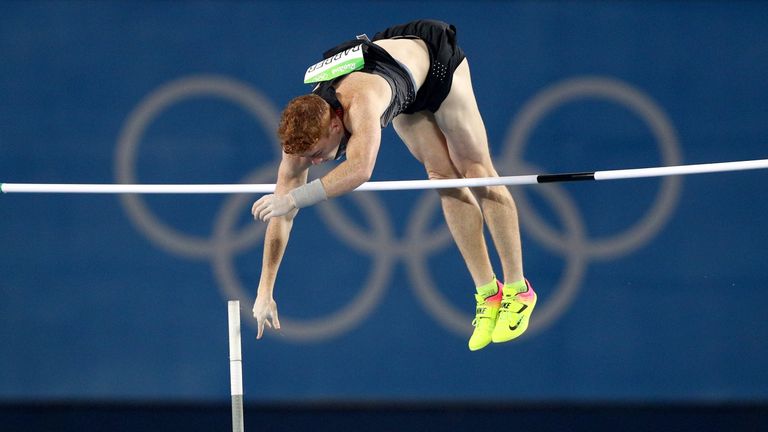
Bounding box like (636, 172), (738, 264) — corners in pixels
(468, 278), (503, 351)
(492, 279), (536, 343)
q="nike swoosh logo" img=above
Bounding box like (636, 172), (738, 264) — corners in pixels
(508, 304), (528, 331)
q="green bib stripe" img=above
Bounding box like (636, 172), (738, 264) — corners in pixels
(304, 45), (365, 84)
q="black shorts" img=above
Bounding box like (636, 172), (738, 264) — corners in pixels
(373, 20), (466, 114)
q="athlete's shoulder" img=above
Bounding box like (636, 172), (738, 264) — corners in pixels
(336, 75), (390, 115)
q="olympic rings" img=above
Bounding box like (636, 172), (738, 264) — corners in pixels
(115, 74), (683, 342)
(115, 75), (281, 259)
(502, 76), (683, 259)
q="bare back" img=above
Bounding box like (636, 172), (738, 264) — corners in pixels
(331, 38), (431, 127)
(373, 38), (430, 91)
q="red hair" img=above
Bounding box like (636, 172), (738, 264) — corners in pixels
(277, 94), (331, 154)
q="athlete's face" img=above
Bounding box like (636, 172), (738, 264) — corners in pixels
(302, 116), (344, 165)
(306, 134), (341, 165)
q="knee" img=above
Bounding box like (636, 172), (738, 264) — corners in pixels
(458, 162), (496, 180)
(425, 166), (458, 181)
(458, 164), (512, 202)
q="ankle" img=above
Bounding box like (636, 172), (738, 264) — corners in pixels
(476, 277), (499, 298)
(504, 279), (527, 294)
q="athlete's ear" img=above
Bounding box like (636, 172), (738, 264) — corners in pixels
(329, 115), (342, 133)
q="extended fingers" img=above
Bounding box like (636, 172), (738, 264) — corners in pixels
(256, 318), (265, 339)
(271, 309), (281, 330)
(255, 317), (277, 340)
(255, 310), (280, 340)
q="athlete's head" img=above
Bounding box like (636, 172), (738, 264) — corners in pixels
(278, 94), (344, 164)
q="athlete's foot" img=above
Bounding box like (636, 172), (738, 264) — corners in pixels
(468, 278), (503, 351)
(492, 279), (536, 343)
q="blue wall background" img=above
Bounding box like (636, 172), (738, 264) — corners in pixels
(1, 1), (767, 403)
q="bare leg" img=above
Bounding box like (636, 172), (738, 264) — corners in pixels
(434, 59), (524, 283)
(393, 112), (495, 287)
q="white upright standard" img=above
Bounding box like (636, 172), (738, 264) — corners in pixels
(228, 300), (245, 432)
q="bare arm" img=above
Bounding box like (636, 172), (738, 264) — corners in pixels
(251, 154), (309, 338)
(251, 92), (386, 221)
(250, 77), (390, 337)
(319, 94), (383, 198)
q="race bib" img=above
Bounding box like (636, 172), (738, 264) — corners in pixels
(304, 44), (365, 84)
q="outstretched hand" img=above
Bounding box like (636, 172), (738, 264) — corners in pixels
(253, 295), (281, 339)
(251, 194), (296, 222)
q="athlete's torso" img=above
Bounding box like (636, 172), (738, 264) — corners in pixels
(314, 38), (430, 127)
(331, 38), (429, 105)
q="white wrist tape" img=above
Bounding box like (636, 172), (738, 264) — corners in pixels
(289, 179), (328, 208)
